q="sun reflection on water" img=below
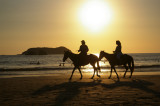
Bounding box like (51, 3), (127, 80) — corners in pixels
(82, 68), (110, 74)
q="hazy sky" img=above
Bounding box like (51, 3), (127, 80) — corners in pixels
(0, 0), (160, 55)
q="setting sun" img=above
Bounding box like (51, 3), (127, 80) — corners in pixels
(78, 0), (112, 32)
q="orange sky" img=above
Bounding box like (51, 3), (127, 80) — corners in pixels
(0, 0), (160, 55)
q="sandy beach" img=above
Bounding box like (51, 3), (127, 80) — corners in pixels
(0, 73), (160, 105)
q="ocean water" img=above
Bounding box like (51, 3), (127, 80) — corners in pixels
(0, 53), (160, 78)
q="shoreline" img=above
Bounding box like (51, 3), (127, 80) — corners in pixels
(1, 68), (160, 78)
(1, 64), (160, 71)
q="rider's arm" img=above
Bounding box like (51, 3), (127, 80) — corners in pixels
(86, 46), (89, 52)
(78, 45), (82, 52)
(114, 46), (118, 54)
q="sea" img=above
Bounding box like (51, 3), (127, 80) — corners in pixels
(0, 53), (160, 78)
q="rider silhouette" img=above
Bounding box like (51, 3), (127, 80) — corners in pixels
(78, 40), (89, 56)
(113, 40), (123, 64)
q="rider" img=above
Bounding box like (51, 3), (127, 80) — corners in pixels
(78, 40), (89, 56)
(113, 40), (123, 64)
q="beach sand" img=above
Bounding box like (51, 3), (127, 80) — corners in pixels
(0, 73), (160, 105)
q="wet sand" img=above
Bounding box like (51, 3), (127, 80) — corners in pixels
(0, 73), (160, 105)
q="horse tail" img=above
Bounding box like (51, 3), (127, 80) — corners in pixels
(97, 60), (101, 72)
(90, 54), (101, 71)
(131, 57), (134, 72)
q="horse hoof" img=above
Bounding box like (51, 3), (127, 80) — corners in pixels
(97, 75), (101, 77)
(108, 77), (111, 79)
(80, 77), (82, 80)
(91, 77), (94, 79)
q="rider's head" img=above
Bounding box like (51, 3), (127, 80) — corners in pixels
(81, 40), (85, 45)
(116, 40), (121, 46)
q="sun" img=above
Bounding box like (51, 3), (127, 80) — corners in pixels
(78, 0), (112, 33)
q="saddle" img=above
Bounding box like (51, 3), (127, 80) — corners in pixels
(77, 53), (89, 65)
(114, 54), (124, 65)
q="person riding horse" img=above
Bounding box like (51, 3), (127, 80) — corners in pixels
(63, 40), (100, 79)
(113, 40), (123, 64)
(78, 40), (89, 56)
(78, 40), (88, 59)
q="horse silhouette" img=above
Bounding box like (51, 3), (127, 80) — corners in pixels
(99, 51), (134, 79)
(63, 51), (101, 80)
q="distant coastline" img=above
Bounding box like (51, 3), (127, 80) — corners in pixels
(21, 46), (71, 55)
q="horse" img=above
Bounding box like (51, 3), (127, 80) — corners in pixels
(99, 51), (134, 79)
(63, 51), (101, 80)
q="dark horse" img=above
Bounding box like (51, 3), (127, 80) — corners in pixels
(99, 51), (134, 79)
(63, 51), (101, 80)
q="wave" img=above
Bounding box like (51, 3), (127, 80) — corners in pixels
(101, 65), (160, 69)
(134, 65), (160, 68)
(0, 65), (160, 71)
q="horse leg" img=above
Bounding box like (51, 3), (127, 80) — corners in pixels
(91, 65), (96, 79)
(128, 62), (132, 78)
(93, 63), (100, 78)
(108, 67), (113, 79)
(123, 64), (128, 78)
(91, 69), (95, 79)
(78, 67), (83, 79)
(69, 67), (76, 80)
(96, 69), (101, 78)
(113, 67), (119, 79)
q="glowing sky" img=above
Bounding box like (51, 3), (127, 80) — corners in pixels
(0, 0), (160, 55)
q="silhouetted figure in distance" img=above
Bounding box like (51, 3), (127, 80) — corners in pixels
(113, 40), (123, 64)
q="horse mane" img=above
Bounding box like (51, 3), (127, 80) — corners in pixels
(101, 51), (110, 55)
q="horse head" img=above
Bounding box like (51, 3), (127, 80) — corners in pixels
(63, 50), (71, 62)
(99, 51), (105, 61)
